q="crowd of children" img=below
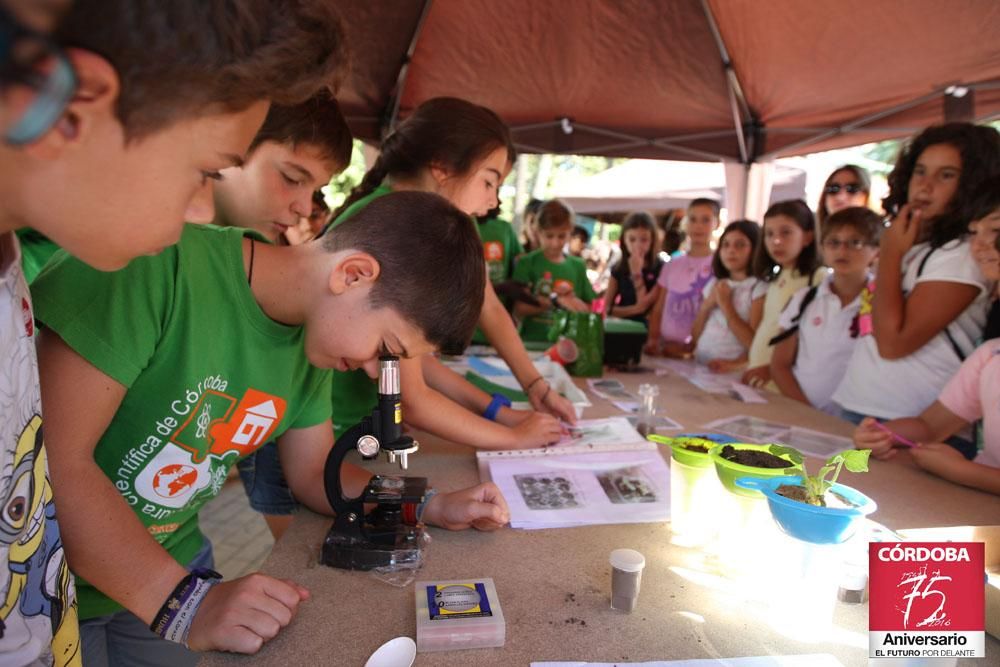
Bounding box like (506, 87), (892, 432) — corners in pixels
(2, 3), (1000, 665)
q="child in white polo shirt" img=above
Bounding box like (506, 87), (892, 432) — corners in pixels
(770, 207), (881, 414)
(852, 179), (1000, 496)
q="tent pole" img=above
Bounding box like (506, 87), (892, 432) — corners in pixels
(382, 0), (434, 136)
(698, 0), (753, 164)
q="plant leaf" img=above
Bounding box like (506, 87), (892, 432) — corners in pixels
(841, 449), (871, 473)
(767, 444), (803, 465)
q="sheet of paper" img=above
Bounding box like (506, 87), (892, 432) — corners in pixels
(785, 426), (854, 459)
(587, 378), (637, 401)
(703, 415), (793, 443)
(626, 414), (683, 432)
(728, 382), (767, 404)
(555, 416), (647, 448)
(531, 655), (844, 667)
(611, 399), (640, 413)
(489, 449), (670, 529)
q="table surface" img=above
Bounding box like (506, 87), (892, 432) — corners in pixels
(201, 363), (1000, 666)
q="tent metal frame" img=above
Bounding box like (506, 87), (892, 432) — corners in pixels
(369, 2), (999, 164)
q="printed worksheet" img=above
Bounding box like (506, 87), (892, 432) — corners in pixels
(489, 449), (670, 529)
(587, 378), (637, 400)
(555, 416), (647, 448)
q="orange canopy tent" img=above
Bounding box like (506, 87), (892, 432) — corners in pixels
(334, 0), (1000, 163)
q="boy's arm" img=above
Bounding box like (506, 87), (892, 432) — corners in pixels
(770, 331), (810, 405)
(39, 331), (306, 654)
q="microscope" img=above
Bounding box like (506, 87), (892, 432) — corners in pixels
(320, 356), (429, 570)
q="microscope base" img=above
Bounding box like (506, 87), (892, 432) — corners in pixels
(320, 523), (425, 571)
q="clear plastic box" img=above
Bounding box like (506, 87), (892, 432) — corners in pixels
(414, 578), (505, 652)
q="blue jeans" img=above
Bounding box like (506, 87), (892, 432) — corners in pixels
(833, 403), (977, 460)
(80, 540), (214, 667)
(236, 441), (298, 515)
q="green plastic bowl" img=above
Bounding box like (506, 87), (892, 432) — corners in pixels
(648, 433), (742, 468)
(709, 442), (798, 498)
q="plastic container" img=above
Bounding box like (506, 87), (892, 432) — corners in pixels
(415, 578), (504, 652)
(734, 475), (877, 545)
(709, 443), (798, 498)
(635, 384), (659, 437)
(609, 549), (645, 612)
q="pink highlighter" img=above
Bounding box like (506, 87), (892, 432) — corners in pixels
(872, 420), (920, 449)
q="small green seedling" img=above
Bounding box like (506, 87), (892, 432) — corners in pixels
(767, 445), (871, 506)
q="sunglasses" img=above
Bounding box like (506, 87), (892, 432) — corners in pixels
(824, 183), (865, 196)
(1, 5), (78, 146)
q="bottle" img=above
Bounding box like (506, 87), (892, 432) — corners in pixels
(636, 383), (659, 437)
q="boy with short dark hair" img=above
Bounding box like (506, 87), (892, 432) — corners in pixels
(513, 199), (596, 341)
(34, 192), (509, 663)
(0, 1), (346, 664)
(568, 225), (590, 257)
(771, 207), (881, 414)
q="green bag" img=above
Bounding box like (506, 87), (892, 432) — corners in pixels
(549, 311), (604, 377)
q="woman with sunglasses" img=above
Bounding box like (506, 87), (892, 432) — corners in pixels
(816, 165), (871, 229)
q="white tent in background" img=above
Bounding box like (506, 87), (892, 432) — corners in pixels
(552, 159), (808, 218)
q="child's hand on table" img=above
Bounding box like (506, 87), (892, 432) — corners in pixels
(740, 365), (770, 388)
(854, 417), (896, 460)
(421, 482), (510, 531)
(643, 338), (662, 356)
(510, 411), (563, 447)
(911, 442), (970, 482)
(188, 573), (310, 653)
(527, 378), (578, 424)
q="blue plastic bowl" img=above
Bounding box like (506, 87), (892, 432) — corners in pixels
(735, 475), (877, 545)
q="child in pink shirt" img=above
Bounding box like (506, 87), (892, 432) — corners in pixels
(645, 198), (719, 357)
(853, 179), (1000, 496)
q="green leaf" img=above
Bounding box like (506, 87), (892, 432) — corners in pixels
(767, 444), (803, 465)
(841, 449), (871, 473)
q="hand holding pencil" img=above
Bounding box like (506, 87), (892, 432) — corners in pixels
(853, 416), (918, 460)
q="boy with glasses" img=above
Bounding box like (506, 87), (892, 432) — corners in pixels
(770, 207), (881, 414)
(0, 1), (345, 664)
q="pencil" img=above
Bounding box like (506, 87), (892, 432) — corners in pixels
(872, 420), (919, 449)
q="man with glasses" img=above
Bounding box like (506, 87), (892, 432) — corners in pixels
(0, 1), (347, 664)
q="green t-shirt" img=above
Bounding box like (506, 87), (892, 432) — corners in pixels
(32, 224), (333, 619)
(16, 228), (60, 284)
(476, 217), (523, 284)
(511, 250), (596, 341)
(325, 185), (394, 437)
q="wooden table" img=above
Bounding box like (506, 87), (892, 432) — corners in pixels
(202, 364), (1000, 666)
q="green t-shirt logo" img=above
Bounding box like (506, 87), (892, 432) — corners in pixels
(172, 388), (286, 463)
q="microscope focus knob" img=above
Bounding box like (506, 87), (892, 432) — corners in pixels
(356, 435), (380, 458)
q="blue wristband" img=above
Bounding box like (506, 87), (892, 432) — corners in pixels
(483, 393), (512, 421)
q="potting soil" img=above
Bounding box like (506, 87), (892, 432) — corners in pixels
(720, 445), (790, 468)
(775, 484), (857, 508)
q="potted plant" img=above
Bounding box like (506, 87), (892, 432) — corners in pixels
(709, 442), (798, 498)
(735, 447), (877, 545)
